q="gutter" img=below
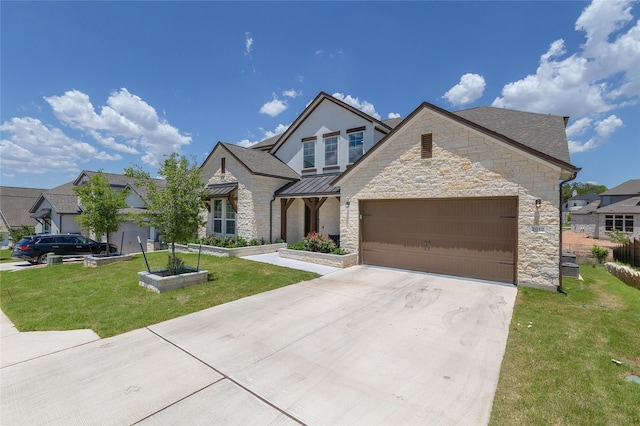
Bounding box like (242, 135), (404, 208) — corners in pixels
(269, 194), (276, 243)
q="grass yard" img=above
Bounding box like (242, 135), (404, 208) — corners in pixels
(490, 265), (640, 425)
(0, 249), (14, 263)
(0, 251), (319, 337)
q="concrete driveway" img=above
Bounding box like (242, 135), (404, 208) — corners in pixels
(1, 266), (516, 425)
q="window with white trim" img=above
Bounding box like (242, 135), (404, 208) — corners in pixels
(348, 131), (364, 163)
(303, 140), (315, 168)
(324, 136), (338, 166)
(212, 199), (236, 236)
(605, 214), (633, 232)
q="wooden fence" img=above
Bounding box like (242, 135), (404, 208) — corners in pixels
(613, 238), (640, 268)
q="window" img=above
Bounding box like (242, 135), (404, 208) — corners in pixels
(348, 130), (364, 163)
(225, 201), (236, 235)
(213, 200), (222, 233)
(421, 133), (432, 159)
(302, 139), (316, 169)
(324, 136), (338, 166)
(605, 214), (634, 232)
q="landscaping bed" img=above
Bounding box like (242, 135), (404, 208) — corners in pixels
(279, 248), (357, 268)
(84, 254), (132, 267)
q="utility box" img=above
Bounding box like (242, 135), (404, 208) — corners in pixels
(562, 262), (580, 278)
(562, 253), (577, 264)
(47, 254), (63, 266)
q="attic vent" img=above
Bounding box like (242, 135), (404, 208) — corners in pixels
(421, 133), (432, 159)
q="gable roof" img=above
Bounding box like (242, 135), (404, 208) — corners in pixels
(209, 142), (299, 181)
(268, 92), (393, 154)
(0, 186), (47, 228)
(73, 170), (163, 202)
(600, 179), (640, 196)
(333, 101), (579, 186)
(595, 195), (640, 214)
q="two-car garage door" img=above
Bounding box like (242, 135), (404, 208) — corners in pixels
(360, 198), (517, 284)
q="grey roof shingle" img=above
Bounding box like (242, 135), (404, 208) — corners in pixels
(221, 142), (299, 180)
(453, 106), (571, 164)
(275, 174), (340, 197)
(600, 179), (640, 196)
(596, 196), (640, 214)
(0, 186), (47, 228)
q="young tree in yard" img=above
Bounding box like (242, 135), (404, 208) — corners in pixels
(74, 171), (129, 256)
(125, 153), (208, 274)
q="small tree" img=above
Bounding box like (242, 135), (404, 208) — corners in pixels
(8, 225), (36, 246)
(125, 153), (208, 274)
(605, 229), (631, 245)
(74, 171), (129, 256)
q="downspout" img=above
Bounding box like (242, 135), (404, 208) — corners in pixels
(558, 172), (579, 295)
(269, 194), (276, 243)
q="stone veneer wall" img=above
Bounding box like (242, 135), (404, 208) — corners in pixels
(339, 107), (564, 290)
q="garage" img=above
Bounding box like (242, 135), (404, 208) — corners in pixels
(360, 197), (517, 284)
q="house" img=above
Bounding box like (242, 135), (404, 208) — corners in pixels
(562, 192), (600, 223)
(28, 171), (161, 254)
(0, 186), (47, 247)
(571, 179), (640, 239)
(200, 92), (579, 290)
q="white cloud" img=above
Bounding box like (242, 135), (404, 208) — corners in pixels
(387, 112), (401, 119)
(332, 93), (381, 119)
(568, 114), (623, 153)
(283, 89), (301, 98)
(259, 97), (288, 117)
(238, 123), (291, 147)
(44, 88), (191, 166)
(442, 73), (486, 106)
(0, 117), (119, 174)
(244, 32), (253, 55)
(492, 0), (639, 154)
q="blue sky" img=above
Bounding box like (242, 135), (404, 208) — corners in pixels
(1, 0), (638, 190)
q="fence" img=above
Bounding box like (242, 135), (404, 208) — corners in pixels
(613, 238), (640, 268)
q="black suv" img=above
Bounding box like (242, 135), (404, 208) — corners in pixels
(11, 234), (118, 264)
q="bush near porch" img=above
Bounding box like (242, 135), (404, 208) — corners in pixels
(288, 232), (346, 255)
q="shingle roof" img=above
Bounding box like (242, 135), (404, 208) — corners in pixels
(572, 200), (601, 215)
(0, 186), (47, 228)
(220, 142), (299, 180)
(382, 117), (403, 128)
(600, 179), (640, 196)
(596, 196), (640, 214)
(275, 174), (340, 197)
(453, 106), (571, 164)
(250, 134), (281, 151)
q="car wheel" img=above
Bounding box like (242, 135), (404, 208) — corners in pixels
(99, 250), (108, 256)
(38, 252), (53, 264)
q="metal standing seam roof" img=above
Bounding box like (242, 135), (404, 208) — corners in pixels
(275, 174), (341, 197)
(207, 182), (238, 197)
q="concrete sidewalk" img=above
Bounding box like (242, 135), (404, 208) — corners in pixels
(0, 266), (516, 425)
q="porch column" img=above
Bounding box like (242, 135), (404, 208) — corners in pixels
(303, 197), (327, 234)
(280, 198), (295, 241)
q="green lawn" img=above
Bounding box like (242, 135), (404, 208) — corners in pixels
(0, 251), (319, 337)
(1, 249), (14, 263)
(490, 265), (640, 425)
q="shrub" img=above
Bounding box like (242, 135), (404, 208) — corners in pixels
(302, 232), (337, 253)
(166, 254), (185, 275)
(288, 241), (306, 251)
(591, 245), (609, 264)
(249, 238), (262, 246)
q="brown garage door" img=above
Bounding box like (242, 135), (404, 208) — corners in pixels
(360, 198), (517, 283)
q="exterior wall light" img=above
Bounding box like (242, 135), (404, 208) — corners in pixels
(345, 198), (351, 208)
(535, 199), (542, 209)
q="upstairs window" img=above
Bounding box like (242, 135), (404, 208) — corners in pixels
(348, 128), (364, 163)
(302, 137), (316, 169)
(324, 135), (338, 166)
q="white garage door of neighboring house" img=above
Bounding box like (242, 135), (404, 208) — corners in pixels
(360, 197), (518, 284)
(111, 223), (149, 254)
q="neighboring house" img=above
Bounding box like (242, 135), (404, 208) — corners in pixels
(201, 92), (579, 290)
(571, 179), (640, 240)
(28, 171), (161, 254)
(0, 186), (47, 247)
(562, 192), (600, 223)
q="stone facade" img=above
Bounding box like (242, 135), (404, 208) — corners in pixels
(338, 108), (564, 290)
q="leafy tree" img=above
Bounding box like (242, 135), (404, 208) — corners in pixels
(562, 182), (608, 203)
(605, 229), (631, 245)
(8, 225), (36, 245)
(74, 171), (129, 256)
(125, 153), (208, 274)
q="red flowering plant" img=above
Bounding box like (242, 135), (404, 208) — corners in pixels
(301, 232), (337, 253)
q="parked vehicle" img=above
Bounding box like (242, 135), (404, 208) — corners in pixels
(11, 234), (118, 264)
